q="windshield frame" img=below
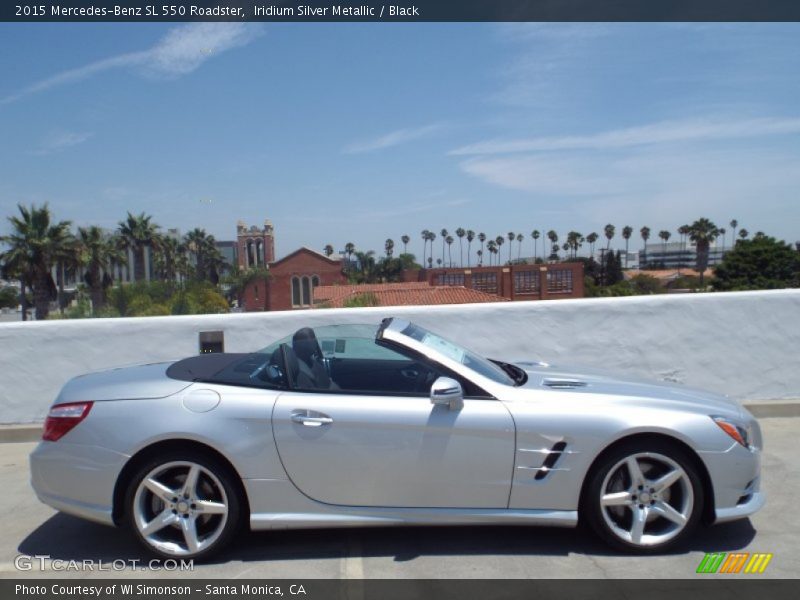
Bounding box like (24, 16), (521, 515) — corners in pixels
(379, 318), (518, 388)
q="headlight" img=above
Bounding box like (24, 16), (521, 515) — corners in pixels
(711, 415), (751, 448)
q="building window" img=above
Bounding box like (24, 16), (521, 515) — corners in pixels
(547, 269), (573, 294)
(514, 271), (539, 294)
(472, 272), (497, 295)
(437, 273), (465, 286)
(291, 277), (301, 306)
(302, 276), (311, 306)
(254, 284), (259, 300)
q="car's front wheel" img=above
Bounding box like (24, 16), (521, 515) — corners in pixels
(124, 452), (242, 560)
(583, 440), (704, 553)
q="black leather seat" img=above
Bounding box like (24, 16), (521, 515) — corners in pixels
(291, 328), (334, 390)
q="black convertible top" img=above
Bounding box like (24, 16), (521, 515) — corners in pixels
(166, 352), (286, 389)
(166, 353), (250, 382)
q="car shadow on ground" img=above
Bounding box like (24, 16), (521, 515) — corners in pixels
(18, 513), (757, 564)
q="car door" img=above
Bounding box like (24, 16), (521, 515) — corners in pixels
(272, 339), (515, 509)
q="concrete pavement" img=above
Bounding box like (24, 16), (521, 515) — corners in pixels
(0, 417), (797, 579)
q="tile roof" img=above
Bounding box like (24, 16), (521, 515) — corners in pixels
(313, 283), (508, 308)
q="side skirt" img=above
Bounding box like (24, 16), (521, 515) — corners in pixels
(250, 507), (578, 531)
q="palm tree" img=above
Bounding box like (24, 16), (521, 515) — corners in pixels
(384, 238), (394, 258)
(77, 226), (122, 312)
(455, 227), (466, 267)
(153, 234), (179, 281)
(507, 232), (515, 264)
(550, 243), (560, 261)
(688, 218), (720, 286)
(420, 230), (430, 266)
(621, 226), (633, 268)
(531, 230), (540, 262)
(486, 240), (497, 266)
(401, 235), (410, 255)
(478, 233), (486, 265)
(0, 203), (72, 320)
(729, 219), (738, 246)
(344, 242), (355, 271)
(118, 212), (160, 282)
(476, 249), (483, 266)
(495, 236), (505, 265)
(677, 224), (690, 271)
(546, 230), (558, 261)
(445, 235), (454, 267)
(466, 230), (475, 267)
(604, 224), (615, 254)
(566, 231), (583, 259)
(184, 228), (218, 282)
(516, 233), (524, 262)
(640, 226), (651, 267)
(738, 228), (749, 242)
(658, 230), (671, 266)
(719, 228), (727, 249)
(440, 228), (448, 265)
(427, 231), (436, 267)
(323, 244), (334, 257)
(586, 232), (599, 259)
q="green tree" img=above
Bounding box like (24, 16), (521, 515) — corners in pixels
(478, 233), (486, 265)
(688, 218), (720, 286)
(118, 212), (160, 282)
(384, 238), (394, 258)
(531, 230), (540, 262)
(466, 230), (475, 267)
(621, 226), (633, 268)
(401, 235), (410, 255)
(77, 225), (123, 312)
(323, 244), (334, 257)
(586, 232), (599, 259)
(713, 236), (799, 291)
(0, 203), (72, 320)
(445, 235), (454, 267)
(495, 236), (505, 265)
(640, 226), (651, 266)
(455, 227), (466, 267)
(440, 228), (448, 265)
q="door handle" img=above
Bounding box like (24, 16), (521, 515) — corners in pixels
(400, 368), (419, 379)
(290, 412), (333, 427)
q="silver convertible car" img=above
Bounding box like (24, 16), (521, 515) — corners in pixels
(30, 318), (763, 559)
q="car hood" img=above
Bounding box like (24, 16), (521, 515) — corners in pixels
(54, 362), (190, 404)
(511, 359), (744, 417)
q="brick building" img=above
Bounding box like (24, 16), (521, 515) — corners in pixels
(409, 262), (585, 301)
(241, 246), (347, 312)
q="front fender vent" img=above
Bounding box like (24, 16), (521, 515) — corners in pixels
(543, 378), (587, 389)
(535, 441), (568, 480)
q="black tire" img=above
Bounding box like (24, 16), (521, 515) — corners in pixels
(123, 450), (243, 561)
(582, 439), (704, 553)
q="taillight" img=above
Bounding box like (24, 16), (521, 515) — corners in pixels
(42, 402), (93, 442)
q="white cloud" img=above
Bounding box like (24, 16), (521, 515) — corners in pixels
(343, 123), (445, 154)
(451, 116), (800, 155)
(1, 23), (261, 105)
(34, 131), (93, 155)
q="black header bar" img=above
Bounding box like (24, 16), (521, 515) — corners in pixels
(4, 1), (800, 22)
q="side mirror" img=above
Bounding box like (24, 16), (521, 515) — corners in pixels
(430, 376), (464, 411)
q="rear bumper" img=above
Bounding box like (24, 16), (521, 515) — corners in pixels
(30, 441), (128, 527)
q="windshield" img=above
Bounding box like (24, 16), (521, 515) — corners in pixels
(398, 322), (516, 386)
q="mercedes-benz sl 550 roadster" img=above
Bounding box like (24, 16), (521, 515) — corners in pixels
(30, 318), (763, 559)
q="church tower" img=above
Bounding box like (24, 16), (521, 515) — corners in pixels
(237, 220), (275, 269)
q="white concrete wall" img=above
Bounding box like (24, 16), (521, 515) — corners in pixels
(1, 290), (798, 424)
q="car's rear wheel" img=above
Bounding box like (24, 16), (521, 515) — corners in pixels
(124, 452), (241, 560)
(583, 440), (703, 553)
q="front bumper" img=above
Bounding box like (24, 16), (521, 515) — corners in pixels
(699, 440), (764, 524)
(30, 441), (128, 527)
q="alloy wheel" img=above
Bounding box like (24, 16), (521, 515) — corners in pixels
(599, 452), (694, 547)
(132, 460), (229, 557)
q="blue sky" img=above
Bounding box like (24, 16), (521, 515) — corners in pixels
(1, 23), (799, 259)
